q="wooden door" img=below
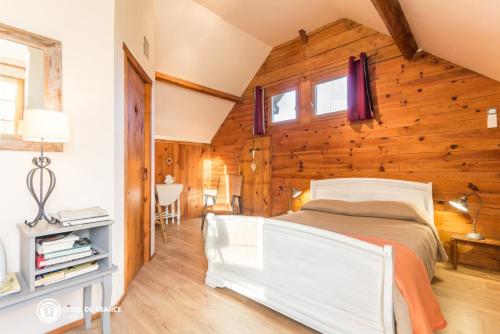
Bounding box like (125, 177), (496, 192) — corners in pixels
(239, 136), (272, 216)
(124, 44), (152, 289)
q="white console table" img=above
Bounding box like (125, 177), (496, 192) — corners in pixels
(0, 220), (117, 334)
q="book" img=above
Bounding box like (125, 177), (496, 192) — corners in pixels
(52, 207), (109, 222)
(65, 262), (99, 279)
(36, 250), (93, 269)
(34, 270), (65, 287)
(61, 216), (110, 227)
(36, 241), (77, 255)
(35, 262), (99, 287)
(43, 242), (91, 259)
(36, 232), (79, 255)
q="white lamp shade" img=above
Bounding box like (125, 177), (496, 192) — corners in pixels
(22, 109), (70, 143)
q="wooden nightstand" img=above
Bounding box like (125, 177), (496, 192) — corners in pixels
(450, 234), (500, 270)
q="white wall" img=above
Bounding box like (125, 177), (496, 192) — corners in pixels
(154, 0), (270, 143)
(0, 0), (115, 332)
(0, 0), (156, 332)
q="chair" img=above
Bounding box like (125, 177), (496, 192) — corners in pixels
(201, 175), (243, 231)
(155, 183), (184, 242)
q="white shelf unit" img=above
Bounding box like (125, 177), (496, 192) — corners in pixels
(17, 220), (113, 291)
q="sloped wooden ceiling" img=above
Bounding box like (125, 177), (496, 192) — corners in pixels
(210, 18), (500, 270)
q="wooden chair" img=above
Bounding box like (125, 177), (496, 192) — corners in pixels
(155, 183), (184, 242)
(201, 175), (243, 231)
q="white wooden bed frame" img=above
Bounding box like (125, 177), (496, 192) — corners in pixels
(204, 178), (434, 334)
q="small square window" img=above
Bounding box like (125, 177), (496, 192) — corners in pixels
(314, 76), (347, 116)
(271, 89), (297, 123)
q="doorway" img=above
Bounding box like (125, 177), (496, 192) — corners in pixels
(123, 43), (152, 290)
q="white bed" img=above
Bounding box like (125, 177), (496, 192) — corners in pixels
(203, 178), (437, 334)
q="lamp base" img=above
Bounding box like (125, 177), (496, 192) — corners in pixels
(25, 149), (57, 227)
(465, 232), (485, 241)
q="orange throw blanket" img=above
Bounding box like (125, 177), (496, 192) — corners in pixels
(354, 235), (447, 334)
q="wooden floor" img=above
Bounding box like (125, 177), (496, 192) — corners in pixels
(68, 218), (500, 334)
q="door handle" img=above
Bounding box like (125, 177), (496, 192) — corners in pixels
(143, 168), (148, 180)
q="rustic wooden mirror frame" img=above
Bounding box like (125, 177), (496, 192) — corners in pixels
(0, 23), (62, 152)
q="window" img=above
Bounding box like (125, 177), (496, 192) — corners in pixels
(314, 76), (347, 116)
(0, 76), (24, 135)
(271, 89), (297, 123)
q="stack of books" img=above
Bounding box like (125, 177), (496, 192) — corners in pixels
(51, 207), (110, 227)
(35, 262), (99, 287)
(35, 233), (97, 270)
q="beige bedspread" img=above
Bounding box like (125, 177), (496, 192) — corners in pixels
(275, 199), (447, 333)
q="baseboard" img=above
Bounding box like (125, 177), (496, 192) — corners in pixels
(115, 292), (127, 307)
(46, 313), (101, 334)
(46, 293), (126, 334)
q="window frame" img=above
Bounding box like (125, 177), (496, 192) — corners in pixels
(0, 74), (25, 136)
(311, 71), (348, 120)
(266, 80), (300, 126)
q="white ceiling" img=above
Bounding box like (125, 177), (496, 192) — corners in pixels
(195, 0), (339, 46)
(195, 0), (500, 81)
(194, 0), (388, 45)
(155, 0), (270, 95)
(400, 0), (500, 82)
(155, 82), (234, 143)
(154, 0), (270, 142)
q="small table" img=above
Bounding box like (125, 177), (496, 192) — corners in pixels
(450, 234), (500, 269)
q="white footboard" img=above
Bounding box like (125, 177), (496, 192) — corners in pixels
(204, 214), (394, 334)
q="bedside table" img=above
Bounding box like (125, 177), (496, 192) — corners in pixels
(450, 234), (500, 270)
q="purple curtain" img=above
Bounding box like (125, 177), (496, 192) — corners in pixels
(347, 52), (374, 122)
(253, 86), (265, 135)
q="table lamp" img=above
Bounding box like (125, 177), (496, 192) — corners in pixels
(22, 109), (69, 227)
(449, 192), (484, 240)
(287, 188), (303, 214)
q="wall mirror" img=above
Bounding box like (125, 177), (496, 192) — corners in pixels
(0, 23), (62, 151)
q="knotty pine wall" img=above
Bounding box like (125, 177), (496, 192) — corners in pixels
(210, 19), (500, 269)
(155, 140), (212, 218)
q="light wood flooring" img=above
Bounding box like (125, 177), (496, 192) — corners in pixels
(68, 218), (500, 334)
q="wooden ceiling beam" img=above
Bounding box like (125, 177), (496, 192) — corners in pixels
(155, 71), (243, 103)
(371, 0), (418, 60)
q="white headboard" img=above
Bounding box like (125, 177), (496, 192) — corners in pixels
(310, 178), (435, 227)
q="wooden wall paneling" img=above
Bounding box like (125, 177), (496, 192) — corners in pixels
(155, 140), (210, 219)
(210, 18), (500, 270)
(238, 137), (272, 217)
